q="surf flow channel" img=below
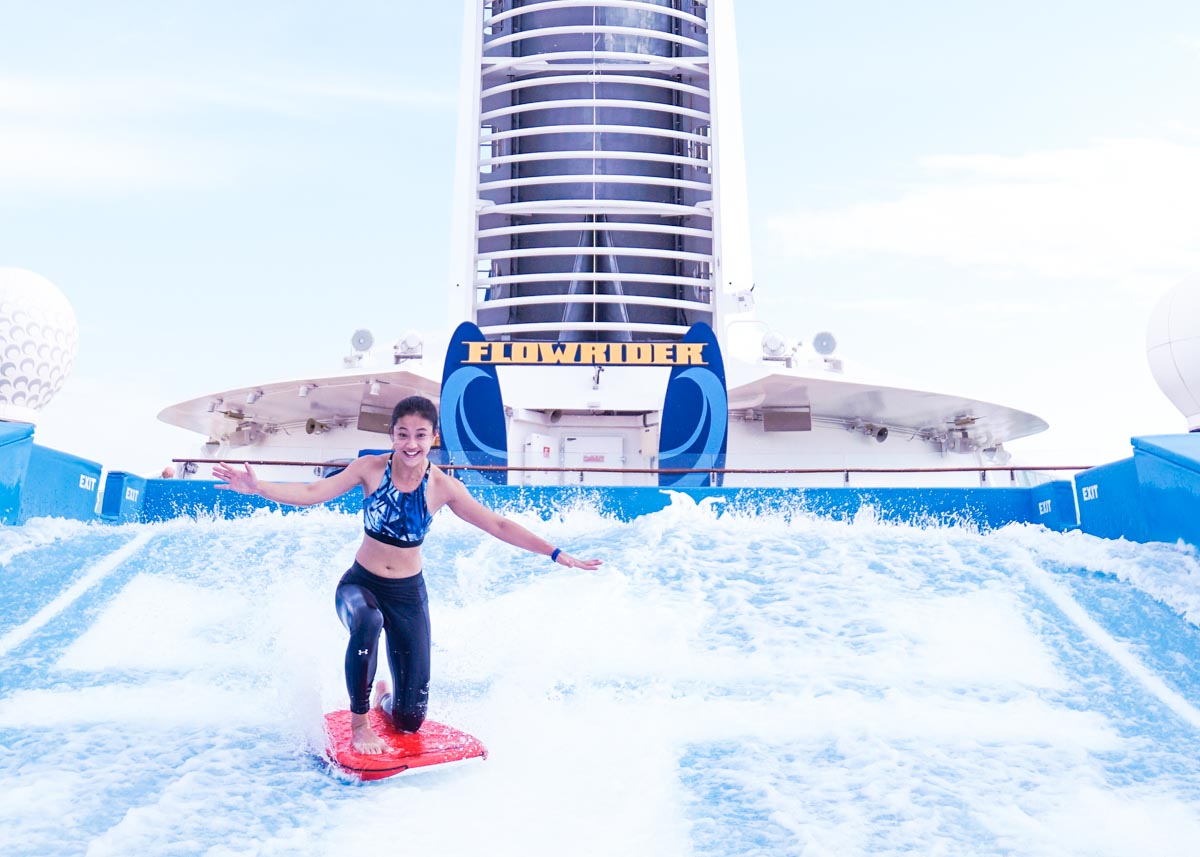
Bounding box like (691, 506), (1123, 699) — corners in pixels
(3, 496), (1200, 855)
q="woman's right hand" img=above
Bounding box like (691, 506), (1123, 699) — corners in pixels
(213, 462), (259, 494)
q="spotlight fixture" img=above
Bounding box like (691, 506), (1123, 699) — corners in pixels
(761, 331), (789, 359)
(394, 331), (424, 362)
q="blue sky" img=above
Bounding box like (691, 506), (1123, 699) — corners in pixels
(3, 1), (1199, 473)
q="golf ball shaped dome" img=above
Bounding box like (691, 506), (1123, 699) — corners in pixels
(0, 268), (79, 424)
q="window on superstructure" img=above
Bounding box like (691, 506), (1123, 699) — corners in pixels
(690, 125), (711, 174)
(479, 124), (494, 174)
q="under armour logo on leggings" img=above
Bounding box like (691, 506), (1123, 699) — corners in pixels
(358, 649), (369, 656)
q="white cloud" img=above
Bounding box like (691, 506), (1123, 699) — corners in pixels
(278, 78), (456, 109)
(0, 73), (453, 121)
(0, 126), (225, 189)
(0, 71), (453, 189)
(768, 138), (1200, 280)
(0, 77), (237, 189)
(781, 297), (1048, 317)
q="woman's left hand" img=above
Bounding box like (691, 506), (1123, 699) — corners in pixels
(213, 461), (259, 494)
(554, 551), (602, 570)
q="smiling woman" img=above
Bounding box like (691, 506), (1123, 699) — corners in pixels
(212, 394), (601, 754)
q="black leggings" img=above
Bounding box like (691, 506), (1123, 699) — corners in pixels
(334, 562), (431, 732)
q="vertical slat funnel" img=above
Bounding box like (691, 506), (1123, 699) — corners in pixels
(450, 0), (752, 345)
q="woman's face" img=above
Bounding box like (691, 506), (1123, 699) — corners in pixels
(391, 414), (436, 465)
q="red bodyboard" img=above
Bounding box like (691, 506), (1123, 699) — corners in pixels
(324, 709), (487, 781)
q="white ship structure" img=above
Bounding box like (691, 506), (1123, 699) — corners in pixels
(157, 0), (1049, 488)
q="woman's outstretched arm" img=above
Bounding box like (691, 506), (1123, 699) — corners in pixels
(442, 477), (601, 570)
(213, 457), (369, 507)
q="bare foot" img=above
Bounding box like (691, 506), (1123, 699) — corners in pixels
(349, 712), (387, 754)
(372, 680), (393, 721)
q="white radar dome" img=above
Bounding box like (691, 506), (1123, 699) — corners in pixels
(1147, 277), (1200, 431)
(0, 268), (79, 424)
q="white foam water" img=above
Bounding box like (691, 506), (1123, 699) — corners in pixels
(3, 493), (1200, 856)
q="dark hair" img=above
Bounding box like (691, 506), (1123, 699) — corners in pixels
(389, 395), (439, 432)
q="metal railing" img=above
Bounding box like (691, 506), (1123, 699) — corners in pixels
(174, 458), (1094, 484)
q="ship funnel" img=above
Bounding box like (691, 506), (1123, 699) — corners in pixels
(450, 0), (754, 347)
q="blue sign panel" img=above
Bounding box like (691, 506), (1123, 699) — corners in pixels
(439, 321), (508, 485)
(0, 422), (35, 525)
(20, 444), (102, 523)
(658, 322), (728, 488)
(100, 471), (148, 523)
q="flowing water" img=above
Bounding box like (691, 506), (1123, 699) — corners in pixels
(4, 493), (1200, 856)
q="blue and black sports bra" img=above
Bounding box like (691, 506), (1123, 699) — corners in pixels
(362, 457), (434, 548)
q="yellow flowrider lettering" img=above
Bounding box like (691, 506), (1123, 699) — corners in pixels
(577, 343), (607, 365)
(462, 340), (707, 366)
(625, 343), (654, 364)
(538, 343), (579, 364)
(510, 342), (539, 363)
(466, 341), (491, 363)
(676, 342), (707, 365)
